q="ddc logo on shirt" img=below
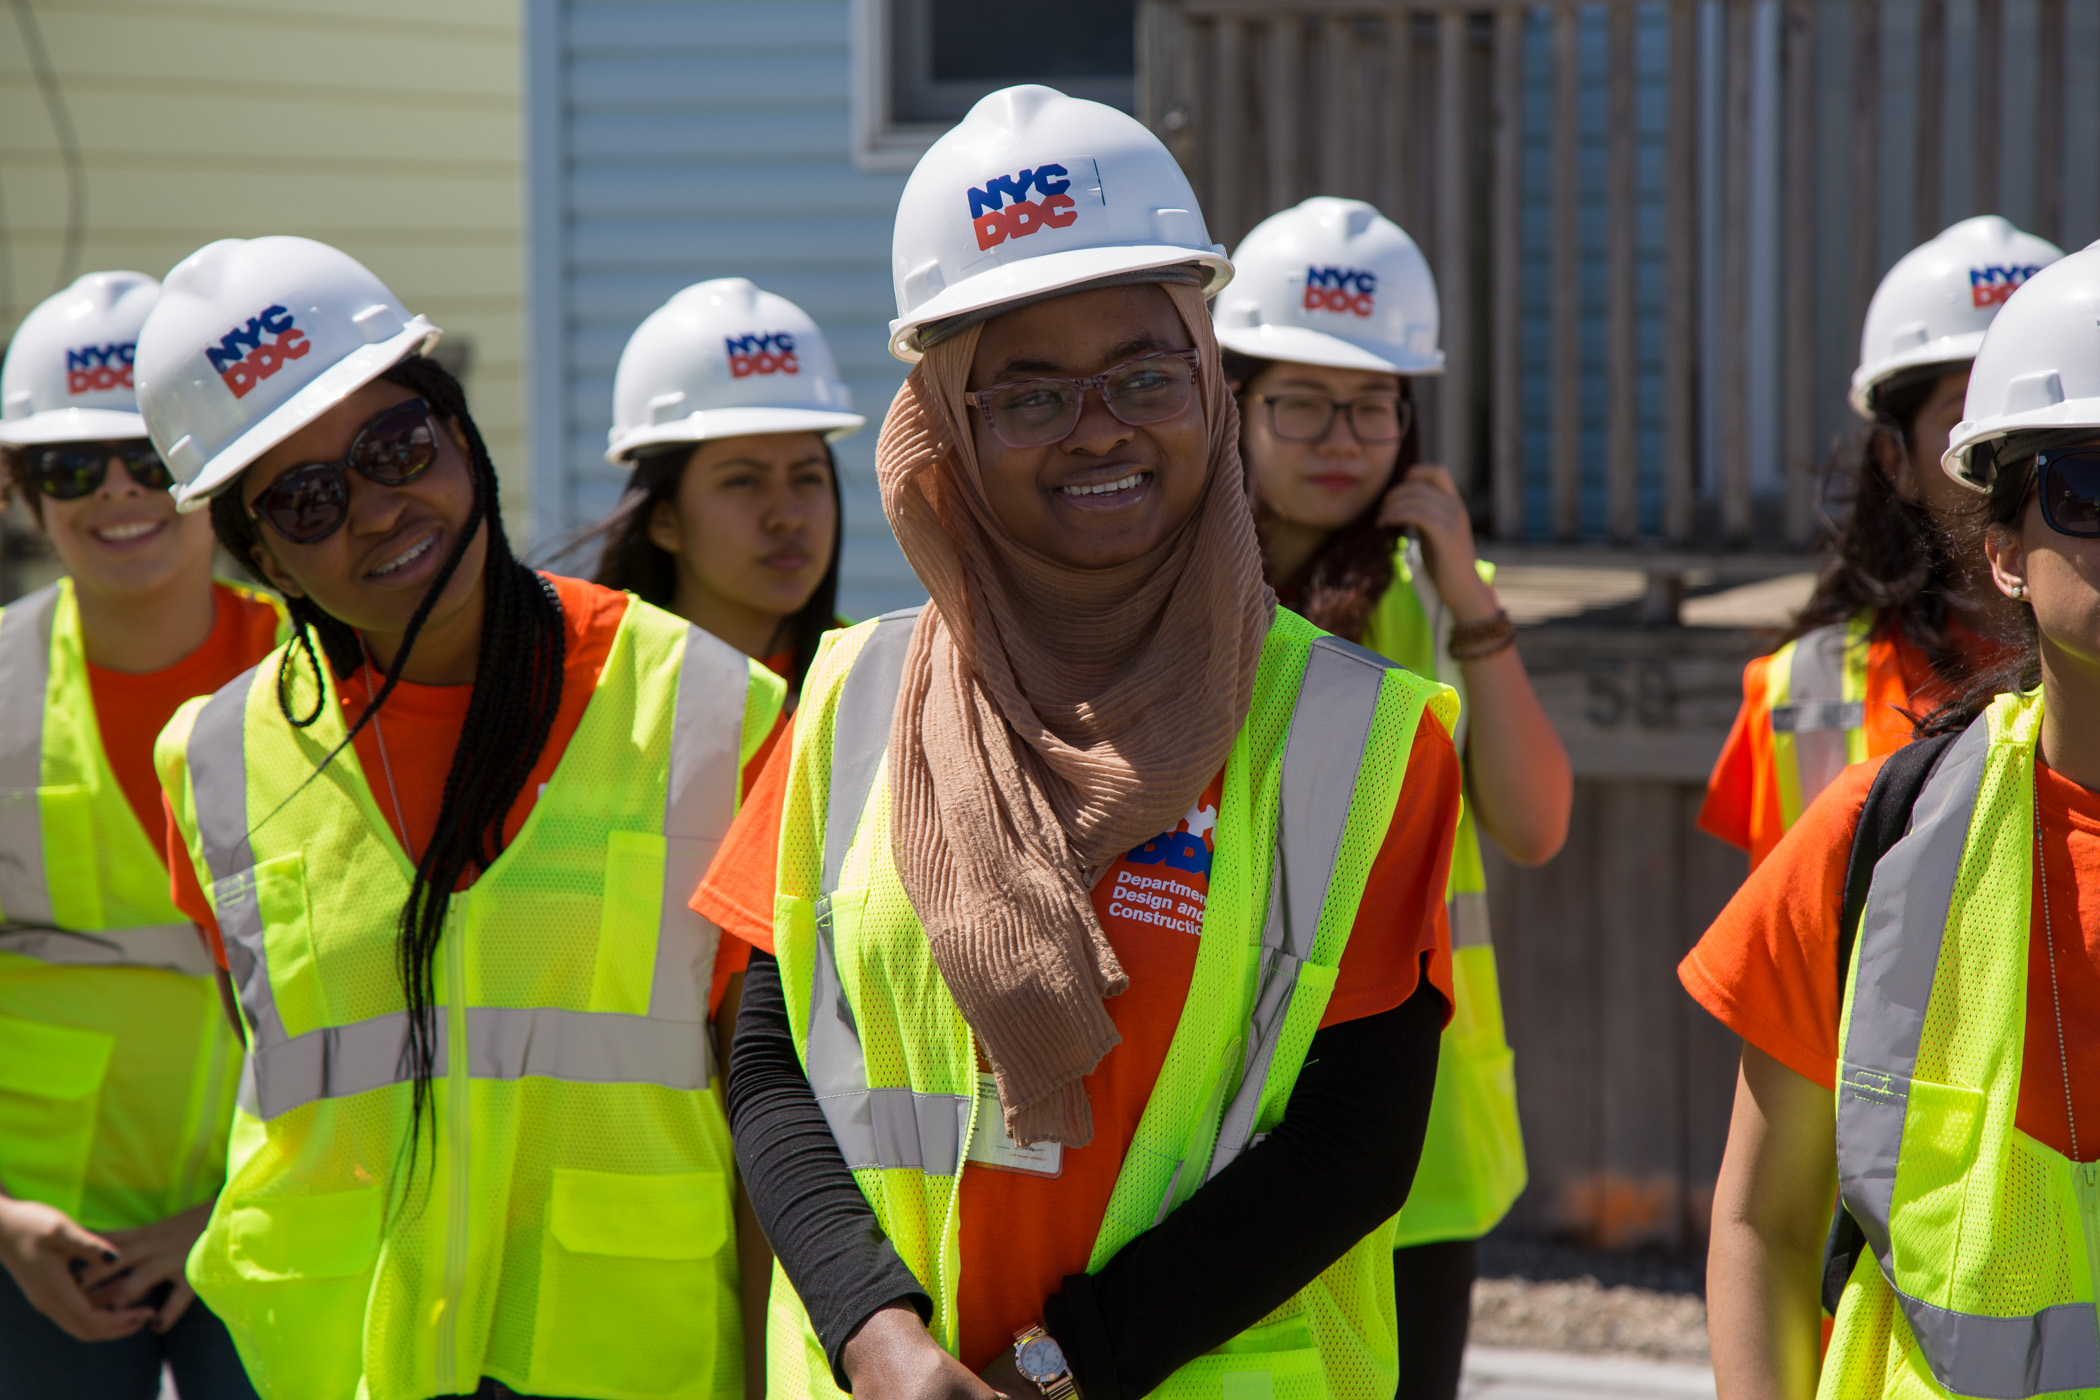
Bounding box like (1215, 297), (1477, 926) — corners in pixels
(65, 342), (135, 394)
(1970, 264), (2042, 308)
(1304, 266), (1377, 317)
(724, 331), (799, 379)
(967, 164), (1079, 252)
(205, 305), (311, 399)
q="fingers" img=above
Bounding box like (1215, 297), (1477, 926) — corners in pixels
(47, 1217), (120, 1271)
(152, 1276), (197, 1334)
(1405, 461), (1459, 496)
(27, 1270), (151, 1343)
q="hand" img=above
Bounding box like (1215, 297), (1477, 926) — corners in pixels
(0, 1196), (152, 1342)
(80, 1201), (213, 1334)
(982, 1345), (1061, 1398)
(843, 1302), (1005, 1399)
(1377, 464), (1499, 624)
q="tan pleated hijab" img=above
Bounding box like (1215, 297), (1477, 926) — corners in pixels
(875, 279), (1274, 1147)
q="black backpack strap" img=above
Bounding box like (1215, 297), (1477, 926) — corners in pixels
(1820, 728), (1961, 1315)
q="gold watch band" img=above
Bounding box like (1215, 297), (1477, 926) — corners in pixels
(1012, 1324), (1079, 1399)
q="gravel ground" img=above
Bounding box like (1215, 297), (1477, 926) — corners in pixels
(1468, 1233), (1711, 1365)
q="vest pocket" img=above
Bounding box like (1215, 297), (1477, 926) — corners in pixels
(217, 1187), (381, 1398)
(0, 1013), (113, 1218)
(531, 1167), (731, 1396)
(1888, 1077), (1984, 1303)
(1167, 1314), (1324, 1399)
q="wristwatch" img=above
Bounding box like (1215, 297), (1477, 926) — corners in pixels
(1012, 1323), (1079, 1398)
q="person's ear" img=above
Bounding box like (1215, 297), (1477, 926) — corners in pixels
(1983, 520), (2029, 604)
(1872, 426), (1919, 502)
(249, 533), (306, 599)
(646, 497), (683, 557)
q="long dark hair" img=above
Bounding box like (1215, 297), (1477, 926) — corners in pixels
(1917, 445), (2042, 736)
(210, 354), (566, 1186)
(1787, 367), (1977, 681)
(580, 440), (842, 695)
(1224, 349), (1420, 643)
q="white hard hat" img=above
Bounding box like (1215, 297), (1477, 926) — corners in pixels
(1213, 197), (1443, 376)
(887, 84), (1231, 362)
(1849, 215), (2063, 418)
(134, 236), (440, 510)
(1942, 238), (2100, 492)
(606, 278), (864, 464)
(0, 271), (160, 447)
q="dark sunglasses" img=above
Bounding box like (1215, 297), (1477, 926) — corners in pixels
(247, 399), (440, 545)
(2037, 448), (2100, 539)
(28, 440), (173, 499)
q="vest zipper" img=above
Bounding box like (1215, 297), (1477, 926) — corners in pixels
(434, 906), (471, 1393)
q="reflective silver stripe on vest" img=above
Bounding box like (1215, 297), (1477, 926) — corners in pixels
(1205, 635), (1391, 1182)
(0, 584), (61, 927)
(1773, 622), (1863, 806)
(1449, 890), (1491, 951)
(0, 923), (214, 978)
(651, 626), (752, 1029)
(1836, 716), (2100, 1398)
(188, 630), (740, 1121)
(806, 609), (973, 1173)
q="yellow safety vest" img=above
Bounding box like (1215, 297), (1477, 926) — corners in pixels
(1825, 690), (2099, 1399)
(1765, 609), (1874, 829)
(1363, 545), (1526, 1246)
(0, 578), (275, 1230)
(766, 605), (1456, 1400)
(157, 597), (785, 1400)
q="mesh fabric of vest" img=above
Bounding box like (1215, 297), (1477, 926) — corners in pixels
(1361, 553), (1526, 1246)
(159, 604), (774, 1400)
(0, 579), (248, 1230)
(1823, 693), (2097, 1399)
(767, 609), (1453, 1400)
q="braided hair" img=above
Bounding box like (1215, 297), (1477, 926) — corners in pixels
(1786, 366), (1978, 676)
(1224, 349), (1420, 643)
(210, 354), (566, 1183)
(576, 440), (842, 695)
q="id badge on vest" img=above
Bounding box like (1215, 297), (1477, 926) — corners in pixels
(966, 1072), (1064, 1178)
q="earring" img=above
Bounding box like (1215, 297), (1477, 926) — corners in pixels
(2010, 583), (2028, 601)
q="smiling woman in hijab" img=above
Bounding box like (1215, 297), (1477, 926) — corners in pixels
(692, 86), (1466, 1400)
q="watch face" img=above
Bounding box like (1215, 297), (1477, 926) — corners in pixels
(1017, 1335), (1067, 1382)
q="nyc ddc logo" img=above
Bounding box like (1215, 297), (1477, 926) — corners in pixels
(1970, 264), (2042, 308)
(967, 164), (1078, 252)
(206, 305), (310, 399)
(66, 342), (135, 394)
(725, 331), (799, 379)
(1303, 267), (1377, 318)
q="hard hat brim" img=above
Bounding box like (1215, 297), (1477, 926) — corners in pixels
(169, 317), (441, 512)
(606, 407), (868, 464)
(1213, 323), (1443, 377)
(1942, 396), (2100, 492)
(1848, 333), (1985, 418)
(0, 408), (152, 447)
(889, 245), (1232, 363)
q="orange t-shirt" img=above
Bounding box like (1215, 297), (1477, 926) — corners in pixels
(1698, 618), (2003, 870)
(1681, 750), (2100, 1161)
(84, 582), (283, 843)
(692, 713), (1461, 1371)
(167, 576), (774, 1010)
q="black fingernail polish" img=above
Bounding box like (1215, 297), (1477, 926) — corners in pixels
(102, 1249), (117, 1262)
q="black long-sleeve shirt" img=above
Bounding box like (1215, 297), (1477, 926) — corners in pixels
(727, 950), (1443, 1396)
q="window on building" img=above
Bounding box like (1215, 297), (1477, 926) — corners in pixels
(853, 0), (1135, 169)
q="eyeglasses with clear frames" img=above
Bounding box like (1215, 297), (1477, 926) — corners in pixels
(964, 349), (1202, 450)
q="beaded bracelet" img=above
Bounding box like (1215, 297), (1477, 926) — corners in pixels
(1448, 609), (1517, 662)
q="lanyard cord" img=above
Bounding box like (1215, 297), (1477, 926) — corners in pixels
(360, 638), (416, 867)
(2037, 789), (2081, 1164)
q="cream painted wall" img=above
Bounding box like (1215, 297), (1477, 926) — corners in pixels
(0, 0), (526, 518)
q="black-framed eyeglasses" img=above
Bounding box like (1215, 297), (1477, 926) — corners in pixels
(2038, 448), (2100, 539)
(247, 399), (440, 545)
(964, 349), (1202, 450)
(28, 440), (173, 499)
(1257, 393), (1411, 444)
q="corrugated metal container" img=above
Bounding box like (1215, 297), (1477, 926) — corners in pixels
(527, 0), (925, 618)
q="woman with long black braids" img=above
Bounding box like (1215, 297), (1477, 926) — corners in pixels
(136, 237), (785, 1400)
(586, 278), (862, 698)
